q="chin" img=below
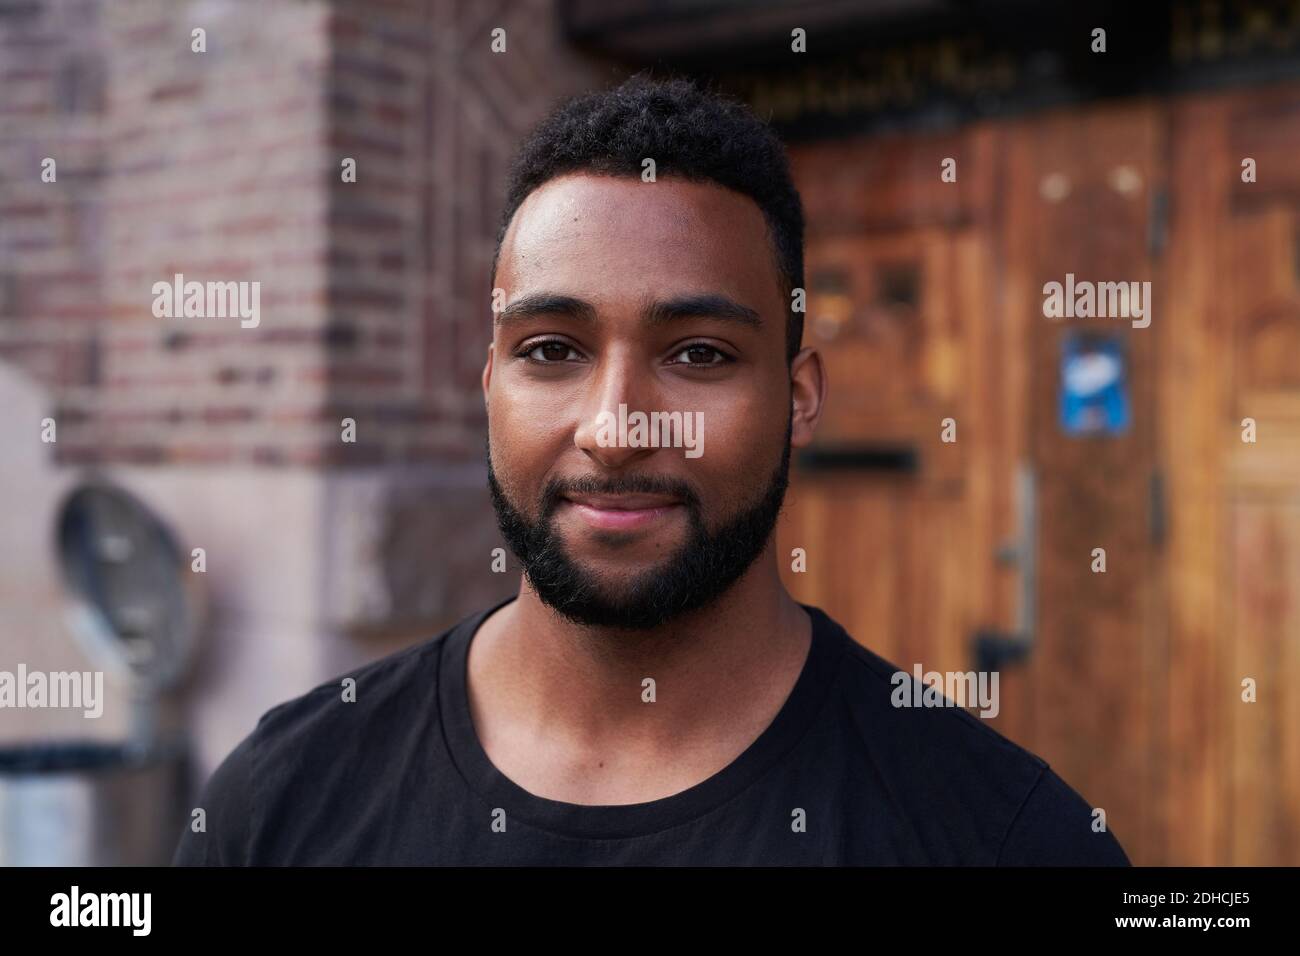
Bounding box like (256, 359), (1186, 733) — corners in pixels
(572, 562), (673, 598)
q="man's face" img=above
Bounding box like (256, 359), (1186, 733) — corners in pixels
(483, 173), (801, 630)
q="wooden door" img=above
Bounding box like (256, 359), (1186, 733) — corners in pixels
(1000, 102), (1164, 865)
(779, 127), (1020, 730)
(1164, 85), (1300, 866)
(781, 92), (1300, 865)
(782, 105), (1164, 863)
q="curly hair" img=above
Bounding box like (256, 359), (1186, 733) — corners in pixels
(490, 72), (806, 363)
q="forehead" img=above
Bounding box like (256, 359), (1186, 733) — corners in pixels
(497, 172), (783, 304)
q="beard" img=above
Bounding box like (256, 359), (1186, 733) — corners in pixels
(486, 412), (792, 630)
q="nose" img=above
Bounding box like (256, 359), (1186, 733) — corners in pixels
(572, 346), (659, 469)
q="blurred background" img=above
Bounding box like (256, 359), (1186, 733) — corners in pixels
(1, 0), (1298, 865)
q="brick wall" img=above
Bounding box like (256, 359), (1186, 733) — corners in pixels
(324, 0), (615, 464)
(1, 0), (613, 466)
(0, 0), (619, 777)
(89, 0), (334, 466)
(0, 0), (106, 401)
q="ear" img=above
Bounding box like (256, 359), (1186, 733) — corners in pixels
(481, 342), (495, 412)
(788, 346), (826, 449)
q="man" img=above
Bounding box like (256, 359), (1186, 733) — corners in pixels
(174, 74), (1130, 866)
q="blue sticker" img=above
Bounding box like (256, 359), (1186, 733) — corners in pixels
(1059, 334), (1130, 435)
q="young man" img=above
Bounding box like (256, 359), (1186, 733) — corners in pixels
(174, 75), (1130, 866)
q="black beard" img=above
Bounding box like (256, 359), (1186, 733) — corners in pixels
(486, 414), (792, 630)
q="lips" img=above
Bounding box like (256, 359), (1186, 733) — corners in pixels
(559, 492), (684, 531)
(563, 492), (681, 510)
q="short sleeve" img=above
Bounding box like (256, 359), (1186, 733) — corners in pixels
(996, 767), (1131, 866)
(171, 732), (257, 866)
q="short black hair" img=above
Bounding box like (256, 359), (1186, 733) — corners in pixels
(490, 72), (806, 363)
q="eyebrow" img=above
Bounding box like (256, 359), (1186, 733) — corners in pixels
(496, 291), (762, 330)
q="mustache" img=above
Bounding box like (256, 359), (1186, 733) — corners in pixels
(540, 473), (701, 518)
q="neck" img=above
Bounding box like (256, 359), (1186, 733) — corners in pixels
(468, 543), (811, 764)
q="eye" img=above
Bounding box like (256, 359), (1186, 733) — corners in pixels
(520, 339), (582, 363)
(669, 343), (731, 367)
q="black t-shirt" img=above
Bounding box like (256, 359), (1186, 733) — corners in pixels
(172, 597), (1131, 865)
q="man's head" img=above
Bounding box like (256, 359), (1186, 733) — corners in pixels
(489, 73), (806, 362)
(483, 73), (825, 630)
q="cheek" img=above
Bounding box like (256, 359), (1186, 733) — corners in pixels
(488, 390), (569, 494)
(490, 362), (580, 431)
(718, 383), (783, 440)
(690, 392), (785, 480)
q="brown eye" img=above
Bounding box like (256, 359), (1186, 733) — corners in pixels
(672, 344), (728, 366)
(527, 341), (579, 362)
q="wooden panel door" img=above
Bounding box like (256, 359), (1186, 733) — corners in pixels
(999, 102), (1165, 865)
(777, 227), (999, 674)
(1166, 85), (1300, 865)
(782, 90), (1300, 865)
(780, 127), (1019, 728)
(1220, 91), (1300, 868)
(784, 111), (1160, 863)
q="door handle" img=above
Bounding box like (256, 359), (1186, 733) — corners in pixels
(972, 463), (1036, 672)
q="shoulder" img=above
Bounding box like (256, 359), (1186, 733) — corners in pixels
(997, 765), (1131, 865)
(252, 627), (450, 752)
(171, 618), (463, 866)
(814, 608), (1130, 865)
(172, 729), (257, 865)
(827, 621), (1047, 796)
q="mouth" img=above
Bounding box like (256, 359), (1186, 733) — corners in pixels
(558, 492), (685, 532)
